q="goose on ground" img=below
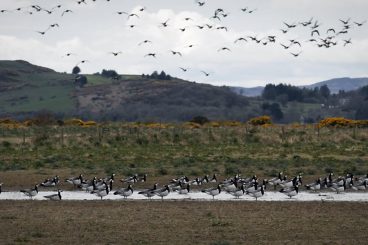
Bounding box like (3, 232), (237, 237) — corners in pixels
(222, 180), (238, 192)
(190, 177), (202, 186)
(139, 174), (147, 182)
(103, 173), (115, 182)
(80, 177), (97, 192)
(351, 180), (367, 191)
(91, 183), (109, 200)
(65, 174), (83, 188)
(138, 183), (158, 199)
(20, 185), (39, 199)
(44, 189), (62, 201)
(280, 185), (299, 198)
(229, 184), (245, 199)
(114, 184), (133, 199)
(202, 185), (221, 200)
(305, 178), (321, 192)
(171, 176), (189, 184)
(0, 183), (2, 194)
(330, 180), (346, 194)
(41, 176), (59, 187)
(267, 172), (283, 190)
(178, 184), (190, 195)
(153, 185), (170, 200)
(246, 186), (264, 201)
(121, 174), (138, 184)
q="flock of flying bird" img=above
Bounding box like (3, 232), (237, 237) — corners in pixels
(1, 0), (366, 78)
(1, 171), (367, 201)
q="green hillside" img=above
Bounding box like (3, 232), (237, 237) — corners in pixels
(0, 60), (75, 113)
(0, 60), (251, 121)
(1, 60), (367, 122)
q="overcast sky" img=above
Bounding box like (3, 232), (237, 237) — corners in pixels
(0, 0), (367, 87)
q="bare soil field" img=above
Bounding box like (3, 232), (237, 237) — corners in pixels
(1, 201), (367, 245)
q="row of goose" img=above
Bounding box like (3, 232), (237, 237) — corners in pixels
(6, 171), (367, 201)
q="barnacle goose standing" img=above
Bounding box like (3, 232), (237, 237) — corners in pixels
(280, 185), (299, 198)
(114, 184), (134, 199)
(202, 184), (221, 200)
(247, 186), (265, 201)
(44, 189), (62, 201)
(20, 185), (39, 199)
(138, 183), (158, 199)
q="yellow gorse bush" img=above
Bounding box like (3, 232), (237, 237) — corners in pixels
(248, 116), (272, 126)
(318, 118), (368, 128)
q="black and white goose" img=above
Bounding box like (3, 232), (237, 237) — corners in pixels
(190, 177), (202, 186)
(138, 183), (158, 199)
(330, 180), (346, 194)
(121, 174), (138, 184)
(91, 183), (109, 200)
(114, 184), (133, 199)
(202, 185), (221, 200)
(65, 174), (83, 188)
(280, 175), (302, 188)
(80, 177), (97, 192)
(103, 173), (115, 182)
(20, 185), (39, 199)
(138, 174), (147, 182)
(246, 186), (264, 201)
(44, 189), (62, 201)
(351, 180), (367, 191)
(153, 185), (170, 200)
(178, 184), (190, 195)
(267, 172), (283, 189)
(305, 178), (321, 192)
(280, 185), (299, 198)
(41, 176), (59, 187)
(229, 184), (245, 199)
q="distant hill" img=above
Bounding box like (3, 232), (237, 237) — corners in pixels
(231, 77), (368, 97)
(230, 86), (264, 97)
(303, 77), (368, 94)
(0, 60), (251, 121)
(1, 60), (367, 122)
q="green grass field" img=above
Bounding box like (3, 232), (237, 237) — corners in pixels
(0, 124), (367, 188)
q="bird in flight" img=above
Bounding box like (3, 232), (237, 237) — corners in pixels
(218, 47), (231, 52)
(290, 51), (302, 57)
(234, 37), (248, 43)
(179, 67), (189, 72)
(201, 71), (210, 76)
(311, 30), (320, 36)
(284, 22), (297, 29)
(160, 19), (170, 27)
(170, 50), (182, 56)
(343, 38), (352, 46)
(196, 1), (205, 6)
(36, 31), (47, 35)
(144, 53), (157, 58)
(339, 18), (351, 25)
(138, 40), (152, 46)
(354, 20), (366, 27)
(61, 10), (73, 17)
(63, 53), (76, 57)
(110, 52), (122, 56)
(216, 26), (228, 31)
(76, 60), (89, 66)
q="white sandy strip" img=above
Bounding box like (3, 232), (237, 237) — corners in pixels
(1, 191), (368, 202)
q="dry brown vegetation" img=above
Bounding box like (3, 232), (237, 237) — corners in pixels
(0, 201), (367, 245)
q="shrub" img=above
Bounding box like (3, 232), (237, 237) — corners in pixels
(248, 116), (272, 126)
(318, 117), (355, 128)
